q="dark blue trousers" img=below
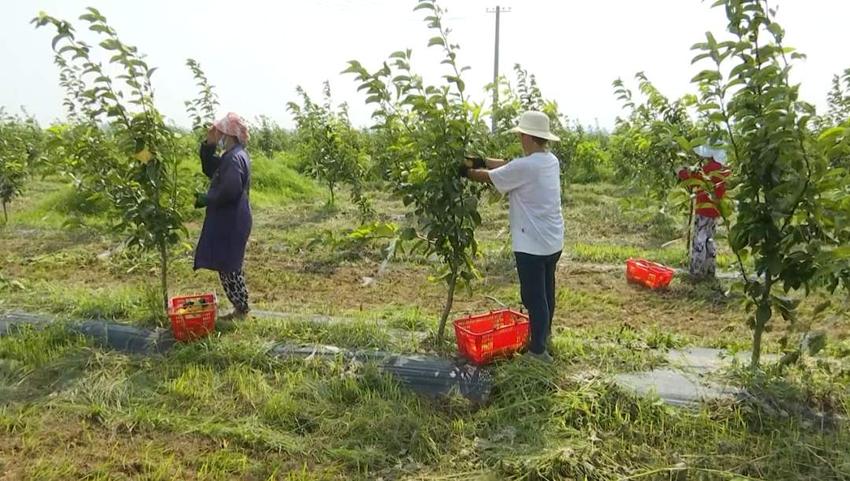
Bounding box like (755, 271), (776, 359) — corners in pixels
(515, 251), (562, 354)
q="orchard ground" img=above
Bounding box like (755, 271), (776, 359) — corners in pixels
(1, 152), (849, 480)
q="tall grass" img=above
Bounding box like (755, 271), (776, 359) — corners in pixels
(250, 151), (321, 207)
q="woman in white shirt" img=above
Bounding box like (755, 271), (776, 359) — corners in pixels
(462, 111), (564, 362)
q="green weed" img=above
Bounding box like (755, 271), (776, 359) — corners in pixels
(251, 151), (321, 206)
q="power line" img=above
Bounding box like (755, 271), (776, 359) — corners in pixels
(487, 6), (511, 133)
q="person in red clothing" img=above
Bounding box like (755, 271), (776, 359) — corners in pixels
(677, 146), (730, 280)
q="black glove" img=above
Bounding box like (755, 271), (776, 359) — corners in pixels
(464, 156), (487, 169)
(194, 192), (208, 208)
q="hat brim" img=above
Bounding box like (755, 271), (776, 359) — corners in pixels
(509, 126), (560, 142)
(694, 145), (727, 163)
(693, 146), (712, 158)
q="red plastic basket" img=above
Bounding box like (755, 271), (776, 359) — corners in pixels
(168, 293), (217, 342)
(453, 309), (530, 366)
(626, 259), (675, 289)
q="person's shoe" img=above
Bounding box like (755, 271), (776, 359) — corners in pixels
(219, 310), (250, 321)
(217, 310), (250, 329)
(523, 350), (554, 364)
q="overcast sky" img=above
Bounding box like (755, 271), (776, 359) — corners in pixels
(2, 0), (847, 131)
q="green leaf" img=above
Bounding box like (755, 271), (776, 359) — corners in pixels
(691, 52), (712, 64)
(340, 60), (364, 75)
(756, 303), (772, 325)
(767, 256), (782, 276)
(705, 31), (718, 48)
(89, 24), (111, 34)
(767, 22), (784, 39)
(803, 332), (827, 356)
(84, 7), (104, 20)
(51, 33), (70, 51)
(428, 36), (445, 48)
(691, 70), (722, 83)
(717, 198), (734, 219)
(674, 136), (692, 151)
(414, 1), (436, 11)
(99, 39), (121, 51)
(818, 126), (846, 143)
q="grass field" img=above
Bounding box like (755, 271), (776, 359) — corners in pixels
(1, 153), (848, 480)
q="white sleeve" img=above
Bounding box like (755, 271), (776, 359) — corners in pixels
(489, 158), (530, 194)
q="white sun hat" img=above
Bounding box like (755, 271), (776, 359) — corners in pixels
(509, 111), (561, 142)
(694, 145), (727, 164)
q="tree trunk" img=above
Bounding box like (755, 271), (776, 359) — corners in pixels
(329, 183), (335, 206)
(436, 272), (458, 343)
(686, 197), (695, 259)
(159, 242), (169, 312)
(751, 276), (774, 370)
(751, 322), (764, 369)
(2, 201), (7, 223)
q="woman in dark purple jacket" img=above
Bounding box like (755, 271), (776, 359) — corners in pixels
(194, 113), (252, 321)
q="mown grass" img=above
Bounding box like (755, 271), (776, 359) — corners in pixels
(0, 320), (847, 480)
(2, 158), (849, 479)
(2, 173), (842, 342)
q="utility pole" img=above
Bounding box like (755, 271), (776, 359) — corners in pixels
(487, 5), (510, 133)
